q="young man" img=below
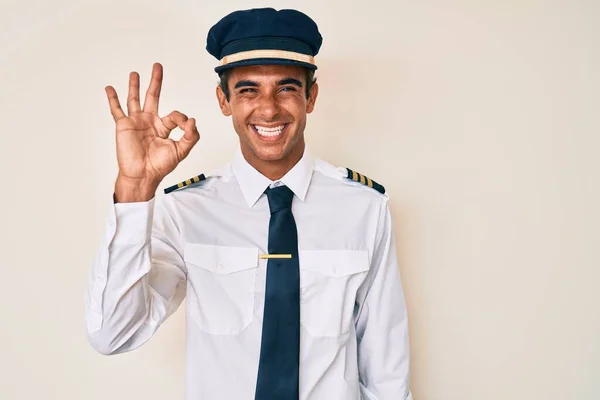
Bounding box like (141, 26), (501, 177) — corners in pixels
(85, 7), (413, 400)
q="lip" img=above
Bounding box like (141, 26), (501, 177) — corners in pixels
(251, 123), (289, 142)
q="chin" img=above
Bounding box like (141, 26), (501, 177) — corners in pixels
(252, 147), (287, 162)
(238, 123), (304, 164)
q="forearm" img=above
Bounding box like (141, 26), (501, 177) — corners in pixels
(357, 302), (412, 399)
(86, 241), (154, 355)
(357, 277), (412, 399)
(85, 196), (185, 355)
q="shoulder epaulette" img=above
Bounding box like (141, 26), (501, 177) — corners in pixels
(164, 174), (207, 194)
(345, 168), (385, 194)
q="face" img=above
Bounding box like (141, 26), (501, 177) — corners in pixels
(216, 64), (318, 170)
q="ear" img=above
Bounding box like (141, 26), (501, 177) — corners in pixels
(306, 82), (319, 114)
(216, 85), (231, 116)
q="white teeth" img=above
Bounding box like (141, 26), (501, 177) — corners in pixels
(254, 125), (285, 137)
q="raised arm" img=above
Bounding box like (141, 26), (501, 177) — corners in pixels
(84, 63), (199, 354)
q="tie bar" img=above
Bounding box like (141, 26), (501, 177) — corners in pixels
(259, 254), (292, 259)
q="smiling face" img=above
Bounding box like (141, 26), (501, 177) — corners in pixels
(216, 64), (319, 180)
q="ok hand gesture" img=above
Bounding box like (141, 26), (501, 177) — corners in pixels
(105, 63), (200, 202)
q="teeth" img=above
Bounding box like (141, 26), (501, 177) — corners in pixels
(254, 125), (285, 137)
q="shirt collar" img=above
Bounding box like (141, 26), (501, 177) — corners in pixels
(231, 145), (314, 208)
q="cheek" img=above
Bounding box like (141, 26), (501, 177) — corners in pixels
(230, 104), (252, 125)
(282, 98), (307, 119)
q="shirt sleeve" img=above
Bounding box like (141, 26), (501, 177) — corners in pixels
(84, 193), (186, 355)
(355, 200), (413, 399)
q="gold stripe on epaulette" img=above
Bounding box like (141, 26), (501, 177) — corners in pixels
(345, 167), (385, 194)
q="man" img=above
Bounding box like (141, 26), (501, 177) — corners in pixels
(85, 7), (413, 400)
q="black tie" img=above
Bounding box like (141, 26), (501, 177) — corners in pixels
(254, 185), (300, 400)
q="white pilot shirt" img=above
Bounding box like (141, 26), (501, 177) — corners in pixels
(85, 146), (413, 400)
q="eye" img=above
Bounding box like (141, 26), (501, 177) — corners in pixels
(239, 88), (257, 94)
(280, 86), (297, 92)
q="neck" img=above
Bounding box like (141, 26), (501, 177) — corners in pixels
(241, 142), (305, 181)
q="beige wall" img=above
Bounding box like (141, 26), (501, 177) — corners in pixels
(1, 0), (598, 399)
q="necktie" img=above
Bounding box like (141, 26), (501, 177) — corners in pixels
(254, 185), (300, 400)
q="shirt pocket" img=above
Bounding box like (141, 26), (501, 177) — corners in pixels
(184, 243), (259, 335)
(299, 249), (370, 337)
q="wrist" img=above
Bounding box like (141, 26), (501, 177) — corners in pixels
(114, 174), (160, 203)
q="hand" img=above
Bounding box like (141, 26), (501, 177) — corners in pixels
(105, 62), (200, 201)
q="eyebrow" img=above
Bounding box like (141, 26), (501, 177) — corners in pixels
(277, 78), (303, 88)
(234, 80), (259, 89)
(233, 78), (304, 89)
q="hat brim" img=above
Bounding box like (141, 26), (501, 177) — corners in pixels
(214, 58), (317, 74)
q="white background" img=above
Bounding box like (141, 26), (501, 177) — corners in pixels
(0, 0), (598, 399)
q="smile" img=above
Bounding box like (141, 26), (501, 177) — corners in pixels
(252, 124), (288, 138)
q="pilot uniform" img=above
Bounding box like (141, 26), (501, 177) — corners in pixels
(85, 7), (413, 400)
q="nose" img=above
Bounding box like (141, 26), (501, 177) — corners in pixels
(257, 92), (280, 120)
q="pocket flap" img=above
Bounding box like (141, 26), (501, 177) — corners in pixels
(184, 243), (259, 274)
(299, 250), (369, 278)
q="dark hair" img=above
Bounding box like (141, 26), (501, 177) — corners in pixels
(218, 67), (316, 101)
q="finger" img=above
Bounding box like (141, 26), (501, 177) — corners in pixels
(161, 110), (188, 131)
(127, 71), (141, 114)
(105, 86), (125, 121)
(143, 62), (163, 114)
(177, 118), (201, 157)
